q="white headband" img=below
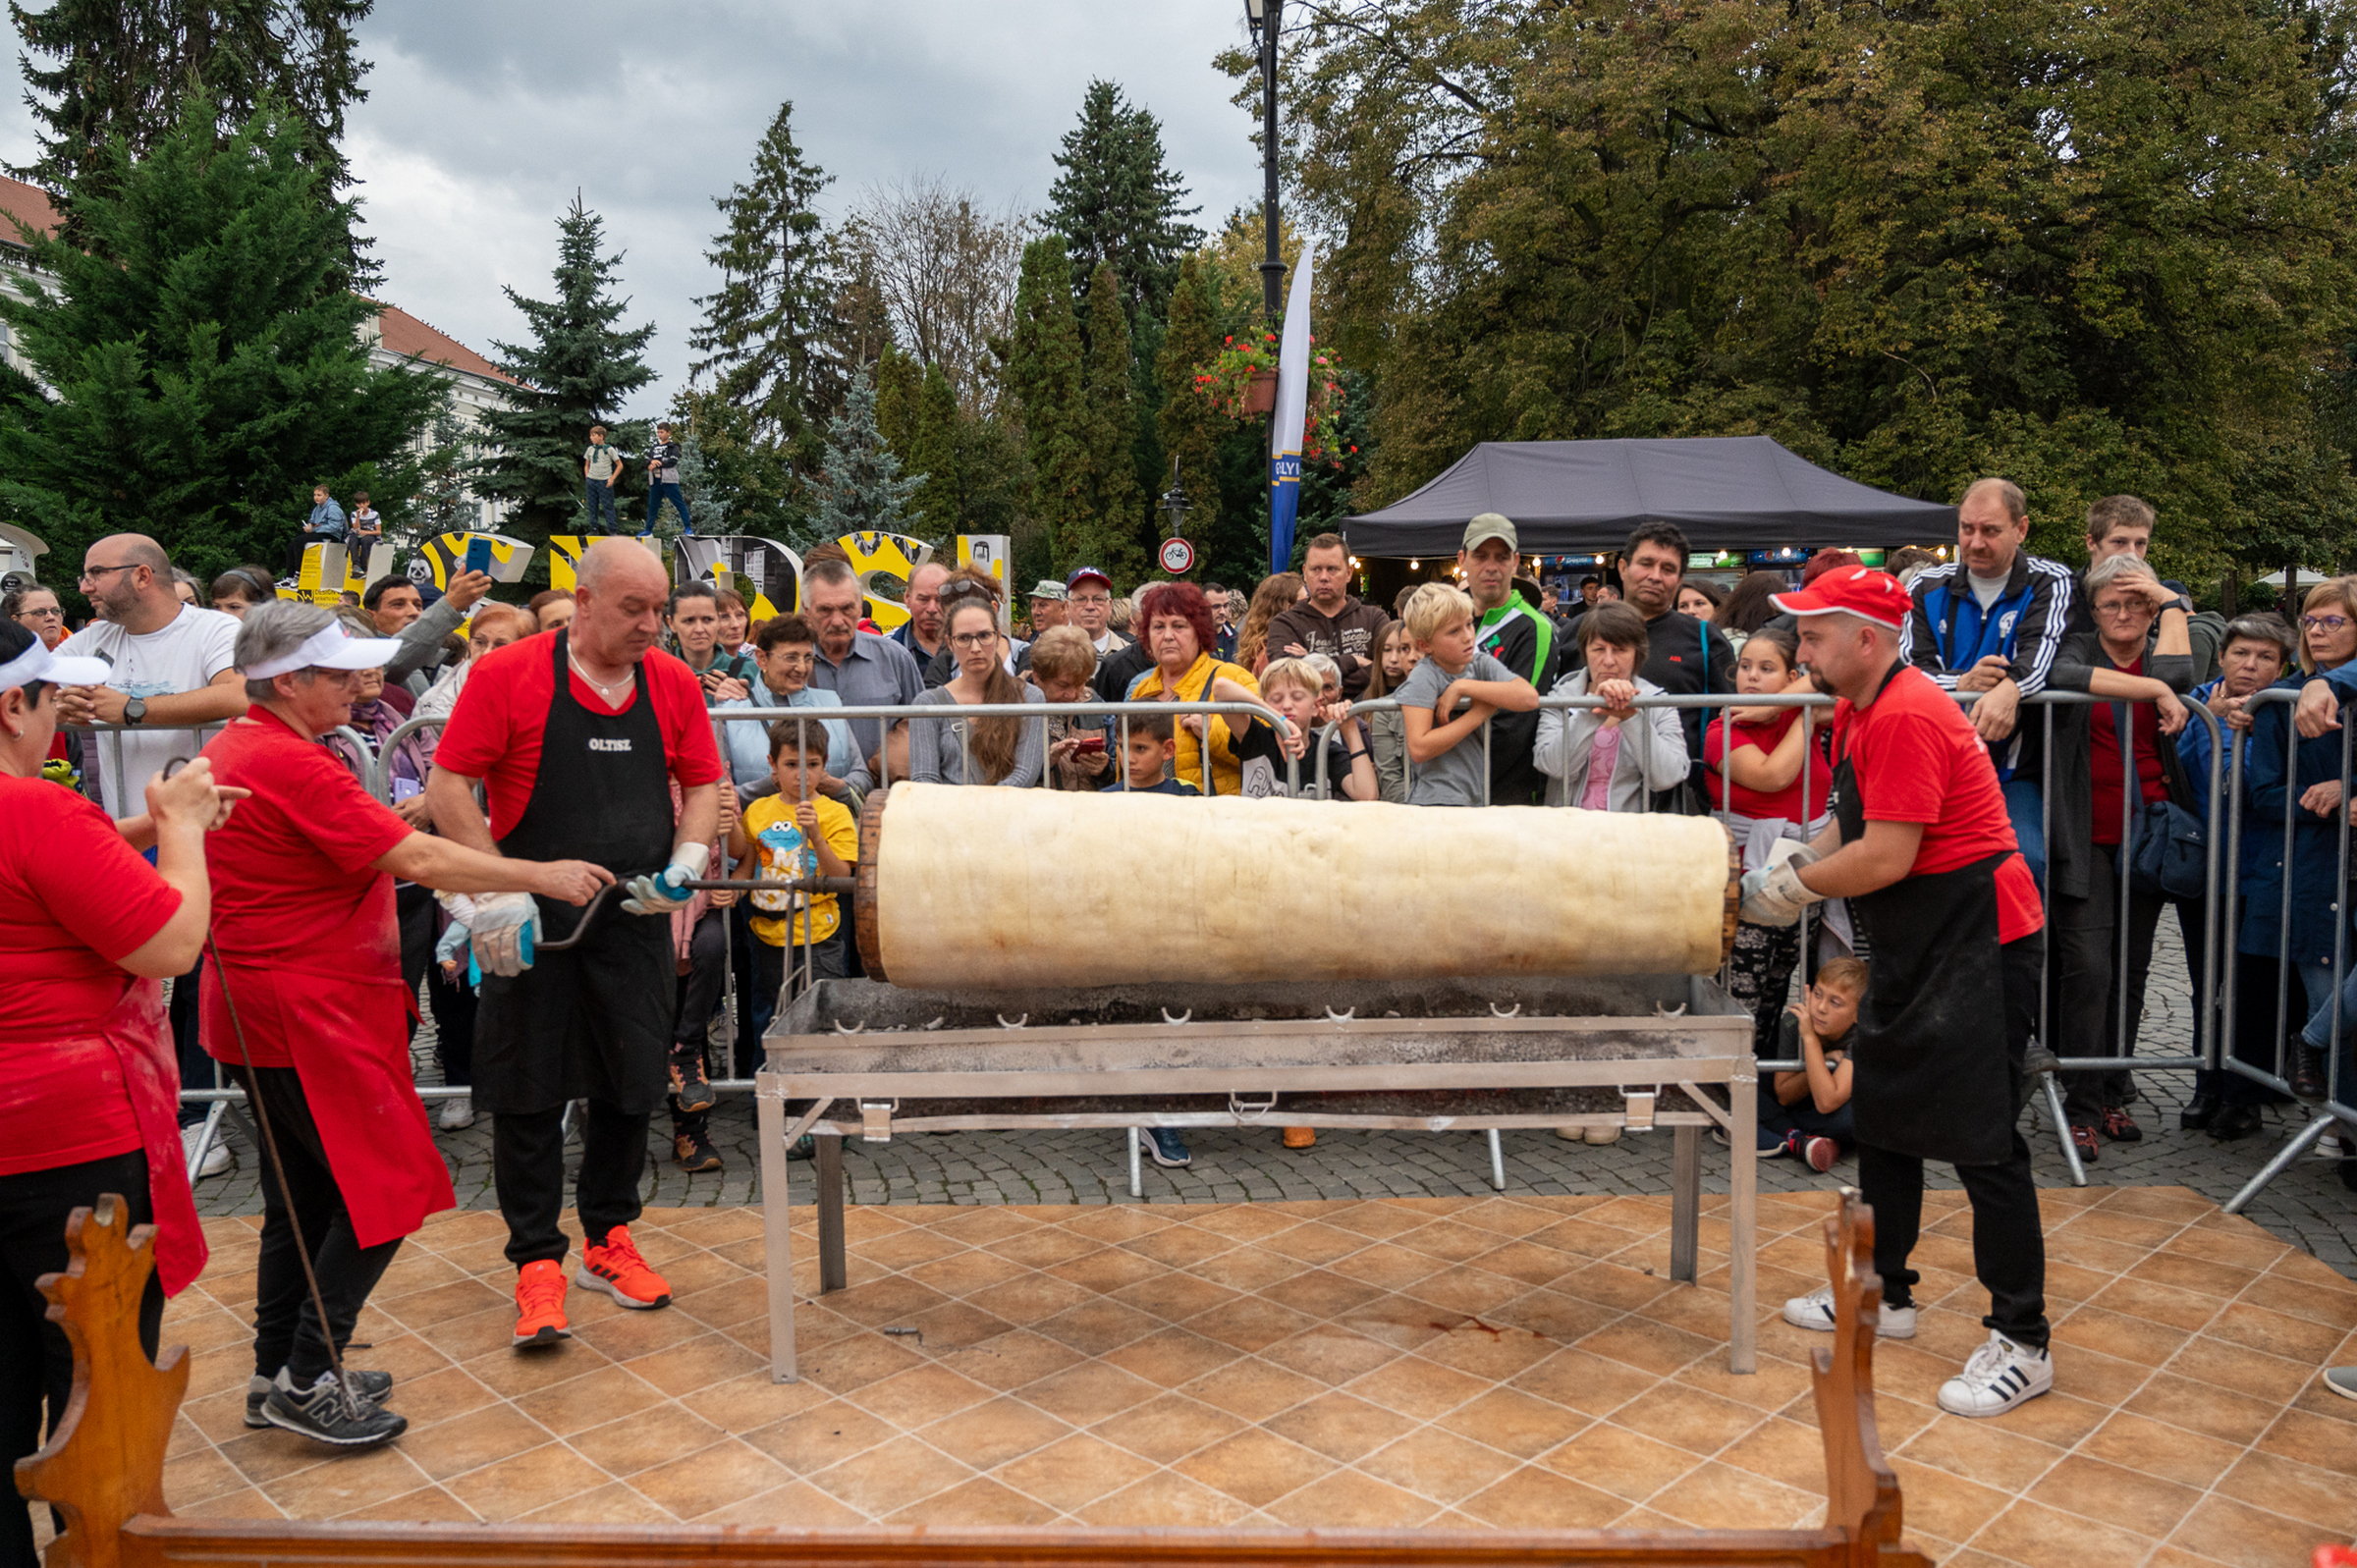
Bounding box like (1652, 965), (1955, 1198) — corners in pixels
(241, 622), (405, 678)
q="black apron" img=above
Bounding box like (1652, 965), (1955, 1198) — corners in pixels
(470, 630), (678, 1115)
(1834, 663), (2019, 1166)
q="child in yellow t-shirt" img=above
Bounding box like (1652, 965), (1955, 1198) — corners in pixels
(727, 722), (858, 1033)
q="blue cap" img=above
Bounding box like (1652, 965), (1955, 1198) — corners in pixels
(1066, 566), (1113, 592)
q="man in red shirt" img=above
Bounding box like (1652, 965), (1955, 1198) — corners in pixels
(197, 602), (609, 1449)
(426, 539), (723, 1349)
(1741, 568), (2054, 1420)
(0, 622), (239, 1563)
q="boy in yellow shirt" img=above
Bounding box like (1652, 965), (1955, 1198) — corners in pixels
(729, 722), (859, 1036)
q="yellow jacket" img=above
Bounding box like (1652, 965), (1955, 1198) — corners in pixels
(1125, 652), (1259, 798)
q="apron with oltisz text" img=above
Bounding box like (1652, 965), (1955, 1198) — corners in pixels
(468, 629), (678, 1115)
(1833, 663), (2019, 1166)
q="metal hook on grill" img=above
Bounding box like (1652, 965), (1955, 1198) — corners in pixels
(1490, 1002), (1522, 1019)
(1324, 1006), (1355, 1023)
(921, 1016), (946, 1031)
(1162, 1008), (1193, 1025)
(997, 1012), (1028, 1029)
(831, 1019), (867, 1036)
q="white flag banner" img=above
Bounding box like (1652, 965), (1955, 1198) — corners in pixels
(1268, 243), (1317, 573)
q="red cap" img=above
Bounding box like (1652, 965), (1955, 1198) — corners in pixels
(1771, 567), (1913, 630)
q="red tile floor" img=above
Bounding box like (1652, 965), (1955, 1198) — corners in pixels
(137, 1187), (2356, 1566)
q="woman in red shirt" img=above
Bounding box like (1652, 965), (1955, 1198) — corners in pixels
(0, 622), (239, 1568)
(1703, 625), (1835, 1055)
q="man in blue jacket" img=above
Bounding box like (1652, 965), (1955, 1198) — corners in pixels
(1898, 477), (2076, 892)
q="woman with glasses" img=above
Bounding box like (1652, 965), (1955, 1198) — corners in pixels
(4, 585), (65, 649)
(907, 597), (1046, 786)
(2045, 555), (2193, 1161)
(2243, 575), (2357, 1112)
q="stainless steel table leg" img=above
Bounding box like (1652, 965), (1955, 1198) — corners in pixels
(1670, 1124), (1700, 1283)
(1728, 1061), (1759, 1375)
(1486, 1128), (1507, 1191)
(185, 1100), (226, 1183)
(816, 1135), (848, 1294)
(755, 1077), (798, 1382)
(1128, 1127), (1143, 1199)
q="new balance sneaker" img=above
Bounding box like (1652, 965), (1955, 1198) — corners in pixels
(668, 1045), (715, 1113)
(1937, 1330), (2054, 1417)
(513, 1258), (572, 1347)
(1141, 1128), (1191, 1168)
(578, 1225), (671, 1310)
(674, 1128), (723, 1172)
(181, 1122), (229, 1179)
(1782, 1285), (1915, 1339)
(261, 1369), (407, 1447)
(247, 1368), (393, 1429)
(436, 1095), (474, 1131)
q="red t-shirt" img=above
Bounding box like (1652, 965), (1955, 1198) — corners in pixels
(1703, 710), (1831, 820)
(434, 630), (724, 839)
(2089, 655), (2167, 848)
(0, 774), (183, 1173)
(196, 710), (414, 1065)
(1832, 665), (2044, 944)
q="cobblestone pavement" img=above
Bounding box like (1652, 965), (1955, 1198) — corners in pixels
(188, 920), (2355, 1276)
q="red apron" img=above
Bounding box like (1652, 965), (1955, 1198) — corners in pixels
(201, 876), (455, 1250)
(19, 980), (207, 1294)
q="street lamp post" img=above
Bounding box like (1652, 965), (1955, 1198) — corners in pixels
(1244, 0), (1285, 321)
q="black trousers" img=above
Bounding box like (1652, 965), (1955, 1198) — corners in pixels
(169, 952), (213, 1129)
(493, 1102), (646, 1267)
(1858, 931), (2050, 1349)
(2222, 950), (2294, 1109)
(2056, 842), (2166, 1122)
(397, 885), (475, 1087)
(223, 1065), (403, 1384)
(2, 1152), (161, 1568)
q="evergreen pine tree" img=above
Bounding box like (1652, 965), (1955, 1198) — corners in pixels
(411, 406), (475, 545)
(473, 194), (658, 550)
(689, 101), (836, 448)
(0, 94), (444, 588)
(810, 365), (922, 539)
(906, 361), (962, 536)
(873, 344), (921, 460)
(1076, 264), (1147, 576)
(670, 385), (800, 541)
(9, 0), (377, 283)
(1155, 254), (1222, 556)
(1040, 80), (1204, 331)
(1005, 236), (1092, 568)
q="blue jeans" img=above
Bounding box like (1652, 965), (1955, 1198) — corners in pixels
(2297, 958), (2356, 1108)
(647, 481), (692, 533)
(584, 478), (617, 528)
(2002, 777), (2047, 896)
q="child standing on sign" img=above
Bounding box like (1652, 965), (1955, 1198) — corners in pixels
(728, 723), (858, 1040)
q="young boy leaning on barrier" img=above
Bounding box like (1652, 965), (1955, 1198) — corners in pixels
(1101, 713), (1199, 796)
(1395, 582), (1541, 807)
(1230, 656), (1378, 802)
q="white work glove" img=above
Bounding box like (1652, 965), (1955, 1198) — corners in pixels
(467, 892), (540, 978)
(1739, 859), (1824, 928)
(1766, 837), (1823, 872)
(622, 842), (710, 916)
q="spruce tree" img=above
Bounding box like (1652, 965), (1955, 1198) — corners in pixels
(906, 361), (962, 536)
(10, 0), (376, 282)
(1155, 254), (1222, 557)
(1006, 236), (1093, 568)
(689, 101), (836, 447)
(873, 344), (921, 461)
(810, 365), (922, 540)
(0, 94), (444, 587)
(1040, 80), (1204, 330)
(1076, 264), (1147, 576)
(473, 194), (658, 550)
(411, 406), (475, 544)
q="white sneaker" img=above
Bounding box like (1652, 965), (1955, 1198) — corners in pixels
(181, 1122), (230, 1179)
(1937, 1330), (2054, 1418)
(1781, 1285), (1915, 1339)
(436, 1096), (474, 1131)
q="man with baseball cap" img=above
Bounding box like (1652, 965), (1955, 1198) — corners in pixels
(193, 601), (611, 1447)
(1028, 579), (1069, 635)
(1065, 567), (1127, 660)
(1457, 514), (1558, 803)
(1740, 566), (2053, 1420)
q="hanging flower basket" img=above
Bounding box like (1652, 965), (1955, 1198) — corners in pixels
(1193, 333), (1354, 468)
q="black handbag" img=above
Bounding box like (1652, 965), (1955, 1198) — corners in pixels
(2130, 797), (2206, 899)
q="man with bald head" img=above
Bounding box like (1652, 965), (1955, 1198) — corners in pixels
(428, 538), (725, 1348)
(888, 560), (950, 675)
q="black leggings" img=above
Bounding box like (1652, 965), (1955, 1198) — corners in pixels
(2, 1152), (161, 1568)
(224, 1065), (403, 1384)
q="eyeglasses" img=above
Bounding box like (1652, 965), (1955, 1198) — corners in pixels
(2094, 601), (2152, 620)
(79, 564), (139, 584)
(940, 580), (996, 604)
(950, 630), (997, 649)
(768, 651), (815, 667)
(18, 605), (61, 619)
(1069, 592), (1112, 606)
(2302, 615), (2351, 633)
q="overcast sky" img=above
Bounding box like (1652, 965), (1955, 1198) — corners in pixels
(0, 1), (1266, 418)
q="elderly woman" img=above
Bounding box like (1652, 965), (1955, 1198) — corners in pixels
(909, 597), (1047, 786)
(2245, 575), (2357, 1112)
(2047, 554), (2193, 1160)
(5, 584), (66, 649)
(1124, 581), (1263, 796)
(1534, 602), (1691, 812)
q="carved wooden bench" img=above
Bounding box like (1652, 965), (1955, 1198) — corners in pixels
(19, 1193), (1928, 1568)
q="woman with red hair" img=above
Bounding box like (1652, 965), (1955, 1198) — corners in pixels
(1123, 582), (1262, 796)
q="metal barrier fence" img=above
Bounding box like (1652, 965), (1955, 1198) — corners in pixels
(92, 669), (2357, 1209)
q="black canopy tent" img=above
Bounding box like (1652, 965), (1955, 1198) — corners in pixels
(1343, 436), (1956, 556)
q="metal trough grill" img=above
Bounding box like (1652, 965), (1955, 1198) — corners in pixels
(754, 972), (1762, 1382)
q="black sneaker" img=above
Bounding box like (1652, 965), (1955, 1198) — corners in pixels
(668, 1046), (715, 1113)
(262, 1369), (407, 1447)
(674, 1128), (723, 1172)
(246, 1368), (393, 1429)
(1142, 1128), (1192, 1168)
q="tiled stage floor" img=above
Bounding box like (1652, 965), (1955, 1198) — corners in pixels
(147, 1187), (2356, 1567)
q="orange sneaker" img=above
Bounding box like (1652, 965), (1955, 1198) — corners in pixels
(513, 1259), (571, 1348)
(578, 1225), (671, 1310)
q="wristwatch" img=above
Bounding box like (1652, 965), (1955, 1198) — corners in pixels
(122, 696), (148, 727)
